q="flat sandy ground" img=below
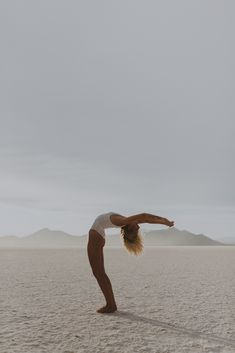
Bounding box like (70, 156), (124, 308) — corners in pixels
(0, 246), (234, 353)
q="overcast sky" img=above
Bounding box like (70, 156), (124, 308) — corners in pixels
(0, 1), (234, 241)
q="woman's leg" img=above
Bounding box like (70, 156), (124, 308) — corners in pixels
(100, 248), (117, 307)
(87, 232), (117, 312)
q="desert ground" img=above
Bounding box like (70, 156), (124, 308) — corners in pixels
(0, 245), (234, 353)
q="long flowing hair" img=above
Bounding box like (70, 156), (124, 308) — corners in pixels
(120, 225), (144, 255)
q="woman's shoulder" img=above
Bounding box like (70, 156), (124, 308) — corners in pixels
(110, 213), (125, 226)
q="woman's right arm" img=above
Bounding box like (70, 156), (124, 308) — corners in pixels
(142, 213), (174, 227)
(111, 213), (174, 227)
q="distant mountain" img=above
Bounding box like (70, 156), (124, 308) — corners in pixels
(0, 229), (86, 248)
(0, 227), (226, 248)
(24, 228), (85, 246)
(141, 228), (223, 246)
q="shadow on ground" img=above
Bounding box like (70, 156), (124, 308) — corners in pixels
(112, 310), (235, 348)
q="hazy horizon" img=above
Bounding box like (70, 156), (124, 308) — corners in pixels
(0, 1), (234, 242)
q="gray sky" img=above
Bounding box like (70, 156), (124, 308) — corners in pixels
(0, 1), (234, 241)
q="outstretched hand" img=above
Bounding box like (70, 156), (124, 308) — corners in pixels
(166, 219), (174, 227)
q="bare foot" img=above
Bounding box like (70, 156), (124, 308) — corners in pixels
(96, 304), (117, 314)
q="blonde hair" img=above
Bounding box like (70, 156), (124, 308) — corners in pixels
(121, 226), (144, 255)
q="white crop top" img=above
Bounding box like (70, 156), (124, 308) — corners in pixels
(90, 212), (121, 238)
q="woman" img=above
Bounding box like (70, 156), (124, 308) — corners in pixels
(87, 212), (174, 314)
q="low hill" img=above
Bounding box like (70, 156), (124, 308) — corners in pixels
(0, 227), (224, 248)
(141, 228), (222, 246)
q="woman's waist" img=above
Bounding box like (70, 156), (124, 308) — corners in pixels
(89, 228), (105, 239)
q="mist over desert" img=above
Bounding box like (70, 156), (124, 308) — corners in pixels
(0, 227), (226, 249)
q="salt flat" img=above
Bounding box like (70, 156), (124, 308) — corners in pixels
(0, 246), (234, 353)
